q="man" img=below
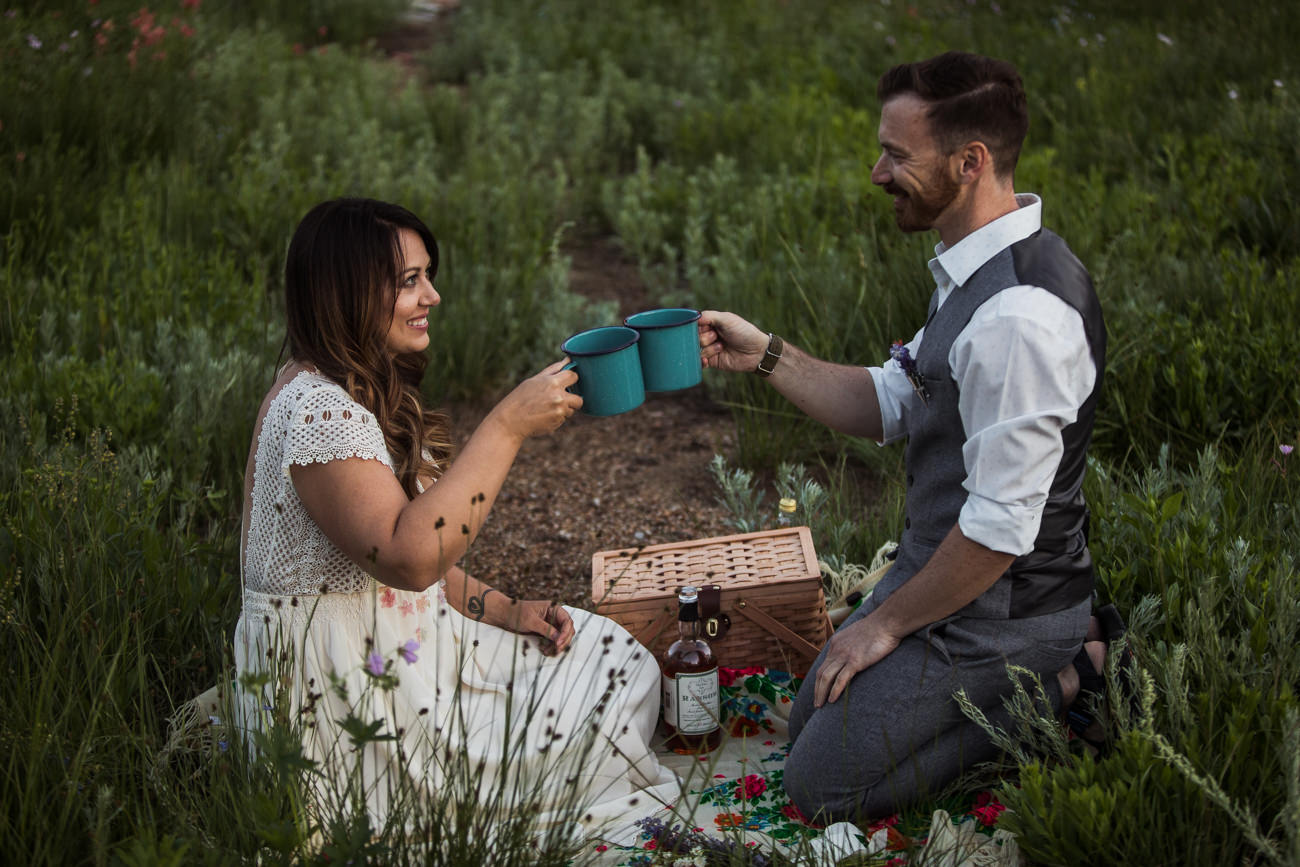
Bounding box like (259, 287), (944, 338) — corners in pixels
(698, 51), (1109, 820)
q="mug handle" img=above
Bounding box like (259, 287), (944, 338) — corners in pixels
(562, 361), (582, 396)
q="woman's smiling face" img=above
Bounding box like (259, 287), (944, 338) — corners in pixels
(384, 228), (440, 356)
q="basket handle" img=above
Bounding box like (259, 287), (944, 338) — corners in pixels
(733, 596), (824, 662)
(634, 608), (678, 651)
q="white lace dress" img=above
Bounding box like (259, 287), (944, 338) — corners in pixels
(234, 371), (677, 845)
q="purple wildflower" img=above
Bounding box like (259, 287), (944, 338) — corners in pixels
(1281, 444), (1294, 456)
(27, 34), (42, 49)
(366, 651), (385, 676)
(398, 638), (420, 665)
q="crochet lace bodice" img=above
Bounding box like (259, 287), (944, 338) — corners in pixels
(242, 371), (393, 596)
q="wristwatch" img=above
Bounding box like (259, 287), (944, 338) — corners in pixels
(755, 332), (783, 378)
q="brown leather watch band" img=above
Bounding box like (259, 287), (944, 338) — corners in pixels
(755, 332), (783, 378)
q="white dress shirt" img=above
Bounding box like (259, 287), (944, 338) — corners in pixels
(871, 194), (1097, 557)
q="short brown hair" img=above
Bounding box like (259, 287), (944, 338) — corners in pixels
(877, 51), (1028, 179)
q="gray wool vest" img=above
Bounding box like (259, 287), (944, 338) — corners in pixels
(873, 228), (1106, 620)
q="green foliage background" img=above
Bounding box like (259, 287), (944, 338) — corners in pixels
(1, 0), (1297, 864)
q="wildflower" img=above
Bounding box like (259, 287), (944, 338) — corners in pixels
(366, 651), (385, 676)
(1228, 88), (1239, 100)
(5, 10), (17, 19)
(1156, 32), (1174, 46)
(317, 24), (328, 36)
(181, 0), (201, 10)
(398, 638), (420, 664)
(1274, 79), (1284, 88)
(131, 8), (155, 33)
(27, 34), (42, 49)
(1282, 445), (1294, 455)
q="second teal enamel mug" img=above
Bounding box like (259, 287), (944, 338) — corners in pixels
(560, 326), (645, 416)
(623, 307), (703, 392)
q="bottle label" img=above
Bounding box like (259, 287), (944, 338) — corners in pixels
(662, 668), (720, 735)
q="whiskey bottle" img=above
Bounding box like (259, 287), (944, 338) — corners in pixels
(661, 585), (722, 754)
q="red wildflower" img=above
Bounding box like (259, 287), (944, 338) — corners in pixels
(180, 24), (193, 37)
(643, 840), (657, 850)
(181, 0), (201, 10)
(131, 8), (155, 33)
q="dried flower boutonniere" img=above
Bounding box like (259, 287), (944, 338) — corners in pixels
(890, 340), (930, 406)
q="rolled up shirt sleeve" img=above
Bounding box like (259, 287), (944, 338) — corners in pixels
(952, 286), (1096, 556)
(871, 330), (926, 445)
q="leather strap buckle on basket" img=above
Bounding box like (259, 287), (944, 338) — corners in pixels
(699, 584), (731, 640)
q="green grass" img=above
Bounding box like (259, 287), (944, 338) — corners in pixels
(2, 0), (1298, 863)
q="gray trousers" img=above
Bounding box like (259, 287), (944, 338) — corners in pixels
(784, 593), (1090, 822)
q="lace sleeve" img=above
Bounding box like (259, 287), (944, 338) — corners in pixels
(280, 383), (394, 475)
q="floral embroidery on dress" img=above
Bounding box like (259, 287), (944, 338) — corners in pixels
(416, 595), (431, 613)
(399, 599), (415, 616)
(379, 587), (397, 608)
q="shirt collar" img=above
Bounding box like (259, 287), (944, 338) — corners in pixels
(929, 193), (1043, 289)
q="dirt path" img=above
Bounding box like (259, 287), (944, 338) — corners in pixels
(448, 239), (739, 608)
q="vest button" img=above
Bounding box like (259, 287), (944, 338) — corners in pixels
(905, 517), (911, 529)
(907, 474), (914, 486)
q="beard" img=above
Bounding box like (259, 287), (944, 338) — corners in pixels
(884, 167), (961, 233)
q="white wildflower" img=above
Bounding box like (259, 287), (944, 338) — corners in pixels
(1156, 32), (1174, 46)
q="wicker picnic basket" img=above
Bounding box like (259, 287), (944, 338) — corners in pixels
(590, 527), (832, 676)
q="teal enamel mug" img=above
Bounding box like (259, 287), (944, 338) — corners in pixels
(623, 308), (703, 392)
(561, 326), (646, 416)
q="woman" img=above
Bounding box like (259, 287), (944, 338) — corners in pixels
(234, 198), (676, 849)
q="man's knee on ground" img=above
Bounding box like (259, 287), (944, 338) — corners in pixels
(782, 743), (889, 825)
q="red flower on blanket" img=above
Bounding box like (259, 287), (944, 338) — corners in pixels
(714, 813), (745, 829)
(736, 774), (767, 800)
(729, 716), (761, 738)
(969, 790), (1006, 827)
(718, 665), (764, 687)
(781, 802), (824, 829)
(380, 587), (397, 608)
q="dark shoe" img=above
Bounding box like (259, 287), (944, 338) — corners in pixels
(1066, 603), (1140, 755)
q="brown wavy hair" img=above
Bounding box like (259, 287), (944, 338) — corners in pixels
(283, 198), (454, 498)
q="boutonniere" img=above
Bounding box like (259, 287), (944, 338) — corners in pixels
(890, 340), (930, 406)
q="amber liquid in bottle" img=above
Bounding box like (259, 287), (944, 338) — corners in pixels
(662, 586), (722, 755)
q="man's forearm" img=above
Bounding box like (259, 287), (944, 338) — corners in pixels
(869, 524), (1015, 637)
(766, 340), (885, 441)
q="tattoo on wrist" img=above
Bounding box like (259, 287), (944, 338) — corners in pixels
(467, 587), (497, 620)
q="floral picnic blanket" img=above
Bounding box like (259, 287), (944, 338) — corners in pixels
(588, 667), (1023, 866)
